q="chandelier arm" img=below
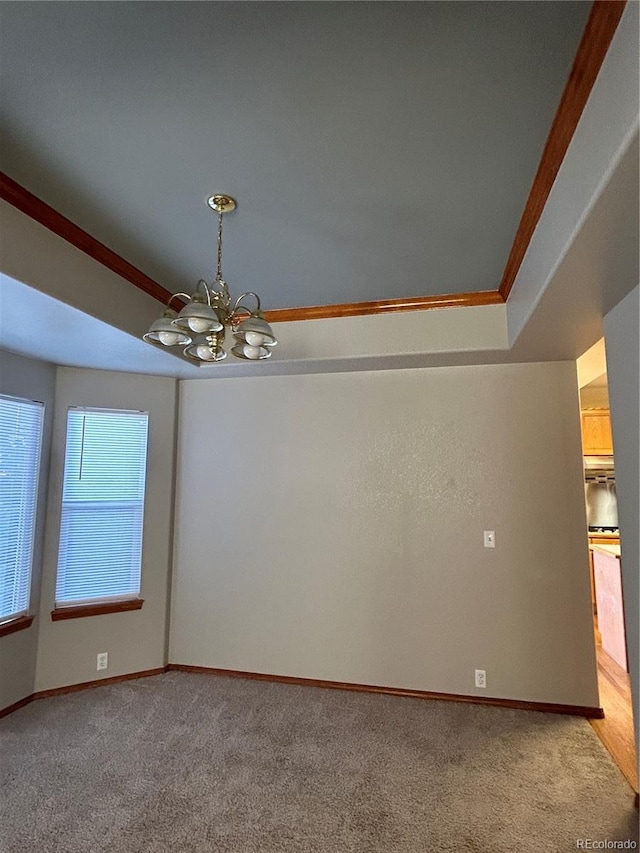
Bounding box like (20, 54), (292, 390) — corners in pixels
(195, 279), (214, 307)
(167, 292), (192, 309)
(230, 304), (253, 329)
(232, 292), (262, 315)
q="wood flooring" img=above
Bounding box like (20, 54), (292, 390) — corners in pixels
(589, 642), (638, 793)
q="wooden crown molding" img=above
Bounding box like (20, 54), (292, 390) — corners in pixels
(498, 0), (626, 301)
(263, 290), (503, 323)
(0, 171), (175, 306)
(0, 171), (502, 320)
(0, 3), (624, 321)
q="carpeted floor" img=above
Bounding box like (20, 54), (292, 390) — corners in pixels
(1, 671), (637, 852)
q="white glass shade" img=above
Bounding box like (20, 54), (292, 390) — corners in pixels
(143, 314), (192, 347)
(233, 316), (277, 347)
(174, 301), (223, 334)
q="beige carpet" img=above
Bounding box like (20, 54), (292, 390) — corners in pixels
(1, 671), (637, 852)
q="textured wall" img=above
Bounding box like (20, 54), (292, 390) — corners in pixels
(170, 362), (599, 707)
(34, 368), (177, 692)
(604, 285), (639, 760)
(0, 350), (55, 709)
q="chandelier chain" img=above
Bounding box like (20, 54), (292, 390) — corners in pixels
(216, 211), (224, 282)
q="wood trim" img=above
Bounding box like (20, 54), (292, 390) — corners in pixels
(0, 169), (503, 322)
(0, 614), (34, 638)
(588, 534), (620, 546)
(0, 171), (175, 306)
(31, 667), (165, 701)
(1, 663), (605, 722)
(51, 599), (144, 621)
(0, 667), (164, 719)
(263, 290), (504, 323)
(0, 694), (34, 720)
(498, 0), (627, 300)
(166, 664), (604, 719)
(0, 3), (625, 320)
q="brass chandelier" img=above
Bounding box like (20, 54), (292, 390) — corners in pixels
(143, 194), (277, 362)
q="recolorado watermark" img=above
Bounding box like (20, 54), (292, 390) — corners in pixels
(576, 841), (637, 850)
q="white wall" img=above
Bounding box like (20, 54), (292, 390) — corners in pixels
(170, 362), (599, 708)
(604, 285), (639, 759)
(577, 338), (607, 389)
(34, 367), (177, 692)
(507, 1), (639, 343)
(0, 350), (55, 708)
(0, 201), (163, 340)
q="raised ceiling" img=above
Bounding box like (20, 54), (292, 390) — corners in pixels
(0, 1), (591, 313)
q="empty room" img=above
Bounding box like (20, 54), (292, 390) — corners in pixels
(0, 2), (638, 851)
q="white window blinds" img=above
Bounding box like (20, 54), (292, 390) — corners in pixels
(0, 395), (44, 622)
(55, 408), (149, 606)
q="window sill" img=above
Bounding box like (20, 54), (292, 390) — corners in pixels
(0, 614), (34, 638)
(51, 599), (144, 621)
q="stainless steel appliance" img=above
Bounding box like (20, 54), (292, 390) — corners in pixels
(584, 456), (618, 530)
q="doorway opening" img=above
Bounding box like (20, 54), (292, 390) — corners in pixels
(577, 339), (637, 794)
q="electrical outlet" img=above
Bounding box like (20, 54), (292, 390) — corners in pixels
(475, 669), (486, 689)
(96, 652), (108, 671)
(483, 530), (495, 548)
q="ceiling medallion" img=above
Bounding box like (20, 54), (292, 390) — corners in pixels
(143, 194), (277, 363)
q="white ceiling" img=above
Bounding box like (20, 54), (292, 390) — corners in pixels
(0, 1), (590, 310)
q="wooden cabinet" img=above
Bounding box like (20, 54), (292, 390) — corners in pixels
(581, 410), (613, 455)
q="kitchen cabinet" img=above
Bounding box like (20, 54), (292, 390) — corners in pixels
(581, 410), (613, 455)
(588, 533), (619, 546)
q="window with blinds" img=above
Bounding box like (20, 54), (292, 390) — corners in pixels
(55, 408), (149, 607)
(0, 395), (45, 622)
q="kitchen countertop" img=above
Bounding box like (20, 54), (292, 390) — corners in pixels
(589, 543), (621, 558)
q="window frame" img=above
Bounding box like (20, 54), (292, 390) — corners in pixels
(53, 406), (149, 618)
(0, 393), (45, 632)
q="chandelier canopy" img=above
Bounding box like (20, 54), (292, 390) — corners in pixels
(143, 194), (277, 362)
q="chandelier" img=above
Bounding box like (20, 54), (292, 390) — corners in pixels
(143, 194), (277, 362)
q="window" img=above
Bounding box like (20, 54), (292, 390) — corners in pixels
(0, 395), (44, 623)
(55, 408), (149, 608)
